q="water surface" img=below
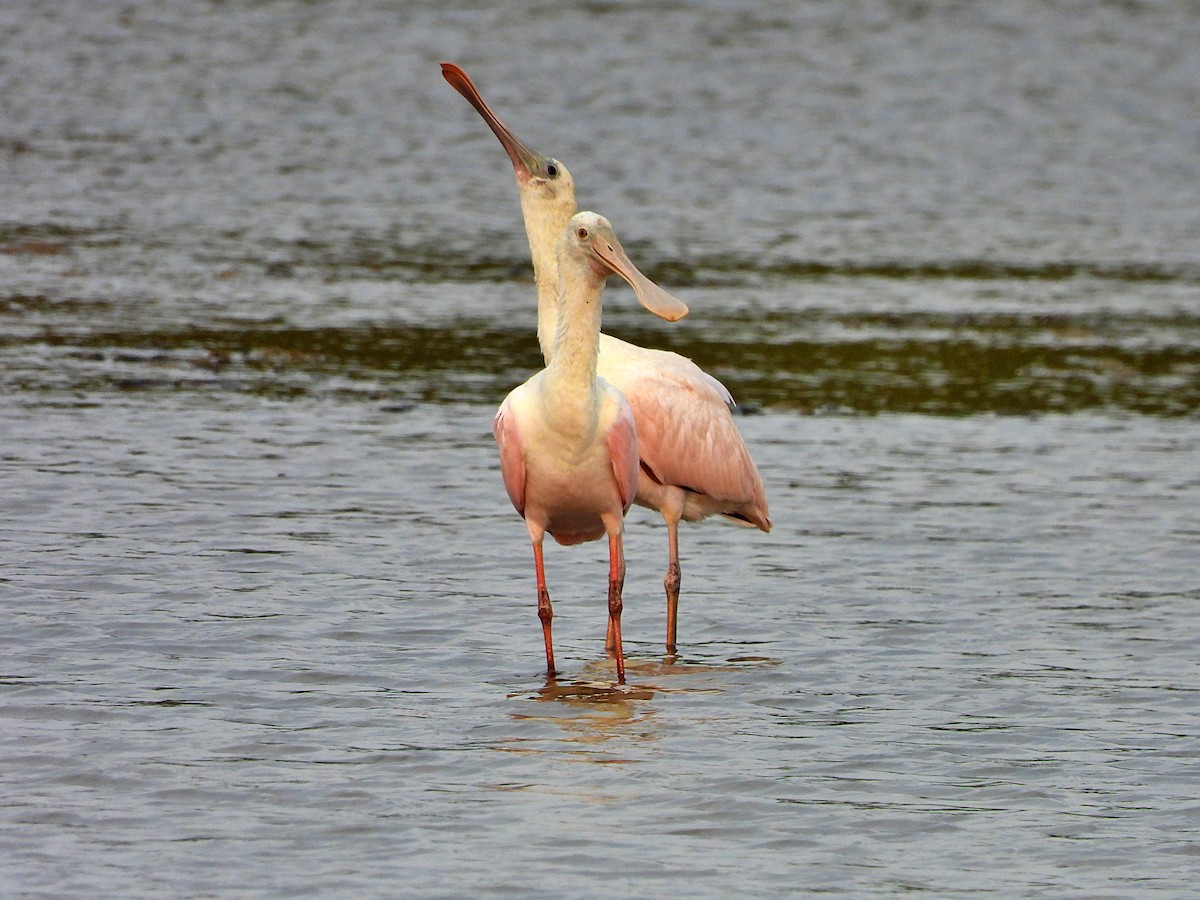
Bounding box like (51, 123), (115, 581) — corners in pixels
(2, 1), (1199, 896)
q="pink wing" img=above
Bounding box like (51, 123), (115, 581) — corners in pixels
(606, 401), (640, 513)
(603, 346), (770, 529)
(628, 384), (758, 497)
(492, 403), (526, 516)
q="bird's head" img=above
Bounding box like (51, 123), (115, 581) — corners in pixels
(564, 212), (689, 322)
(441, 62), (577, 216)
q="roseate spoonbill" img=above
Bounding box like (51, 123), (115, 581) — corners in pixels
(443, 63), (771, 653)
(494, 212), (688, 683)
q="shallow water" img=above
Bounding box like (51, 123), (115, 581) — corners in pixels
(5, 399), (1199, 896)
(3, 1), (1200, 897)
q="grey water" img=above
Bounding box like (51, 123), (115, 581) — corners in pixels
(2, 1), (1199, 896)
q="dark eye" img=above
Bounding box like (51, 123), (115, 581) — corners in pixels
(546, 163), (559, 178)
(577, 227), (589, 239)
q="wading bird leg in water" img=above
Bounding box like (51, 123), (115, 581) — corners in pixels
(664, 517), (682, 653)
(531, 533), (555, 676)
(606, 529), (626, 681)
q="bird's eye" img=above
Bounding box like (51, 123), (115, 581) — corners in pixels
(546, 163), (559, 178)
(577, 227), (589, 239)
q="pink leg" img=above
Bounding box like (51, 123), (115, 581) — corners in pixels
(607, 531), (626, 684)
(604, 541), (626, 651)
(665, 520), (681, 654)
(532, 539), (556, 677)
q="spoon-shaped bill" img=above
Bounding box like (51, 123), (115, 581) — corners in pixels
(590, 235), (689, 322)
(441, 62), (542, 179)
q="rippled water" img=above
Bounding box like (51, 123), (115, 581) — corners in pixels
(3, 1), (1199, 896)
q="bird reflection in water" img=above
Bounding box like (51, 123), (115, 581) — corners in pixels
(500, 656), (755, 755)
(505, 682), (657, 756)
